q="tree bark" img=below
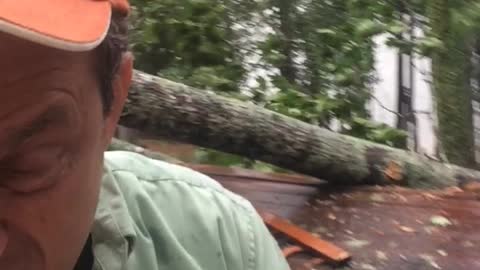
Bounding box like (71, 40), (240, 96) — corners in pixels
(119, 70), (480, 189)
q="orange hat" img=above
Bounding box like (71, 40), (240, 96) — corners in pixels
(0, 0), (130, 52)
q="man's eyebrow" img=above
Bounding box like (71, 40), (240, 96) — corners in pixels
(7, 105), (71, 149)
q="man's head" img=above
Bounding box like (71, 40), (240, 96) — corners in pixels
(0, 1), (132, 269)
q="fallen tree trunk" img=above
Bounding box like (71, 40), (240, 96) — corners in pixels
(118, 70), (480, 189)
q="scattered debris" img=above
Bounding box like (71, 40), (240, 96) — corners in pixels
(344, 238), (370, 249)
(437, 250), (448, 257)
(302, 258), (325, 269)
(327, 213), (337, 220)
(332, 206), (342, 212)
(419, 254), (441, 269)
(315, 199), (334, 206)
(462, 241), (475, 248)
(376, 250), (388, 261)
(442, 186), (463, 196)
(423, 193), (439, 200)
(399, 226), (416, 233)
(312, 226), (329, 234)
(370, 194), (385, 202)
(388, 242), (399, 249)
(208, 156), (480, 270)
(360, 263), (377, 270)
(395, 194), (408, 202)
(430, 216), (452, 227)
(329, 194), (338, 200)
(424, 226), (439, 235)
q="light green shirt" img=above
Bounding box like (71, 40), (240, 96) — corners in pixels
(91, 151), (290, 270)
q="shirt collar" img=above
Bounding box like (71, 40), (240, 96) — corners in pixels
(90, 162), (137, 270)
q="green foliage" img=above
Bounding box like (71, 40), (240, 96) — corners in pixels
(256, 0), (405, 148)
(194, 148), (291, 173)
(355, 19), (385, 38)
(425, 0), (478, 167)
(129, 0), (245, 92)
(194, 148), (251, 167)
(266, 90), (334, 126)
(416, 37), (445, 56)
(345, 118), (408, 148)
(129, 0), (413, 168)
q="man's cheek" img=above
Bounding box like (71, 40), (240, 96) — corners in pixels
(0, 221), (46, 270)
(0, 165), (100, 270)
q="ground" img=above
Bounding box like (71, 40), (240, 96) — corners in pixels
(191, 164), (480, 270)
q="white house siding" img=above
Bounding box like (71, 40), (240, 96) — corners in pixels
(371, 34), (436, 156)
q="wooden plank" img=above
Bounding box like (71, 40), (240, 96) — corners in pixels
(259, 210), (351, 263)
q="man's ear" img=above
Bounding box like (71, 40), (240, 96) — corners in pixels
(102, 52), (133, 148)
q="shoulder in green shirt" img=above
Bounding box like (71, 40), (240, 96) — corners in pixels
(90, 151), (290, 270)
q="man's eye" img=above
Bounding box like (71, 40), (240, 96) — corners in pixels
(0, 147), (66, 193)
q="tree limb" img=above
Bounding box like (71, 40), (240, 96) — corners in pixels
(118, 70), (480, 189)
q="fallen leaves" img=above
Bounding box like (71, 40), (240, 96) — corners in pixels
(370, 194), (385, 202)
(462, 241), (474, 248)
(422, 192), (439, 200)
(419, 254), (441, 269)
(436, 250), (448, 257)
(376, 250), (388, 261)
(442, 186), (464, 196)
(344, 238), (371, 249)
(360, 263), (377, 270)
(398, 226), (416, 233)
(430, 216), (452, 227)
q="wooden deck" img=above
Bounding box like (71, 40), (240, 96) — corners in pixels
(191, 165), (480, 270)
